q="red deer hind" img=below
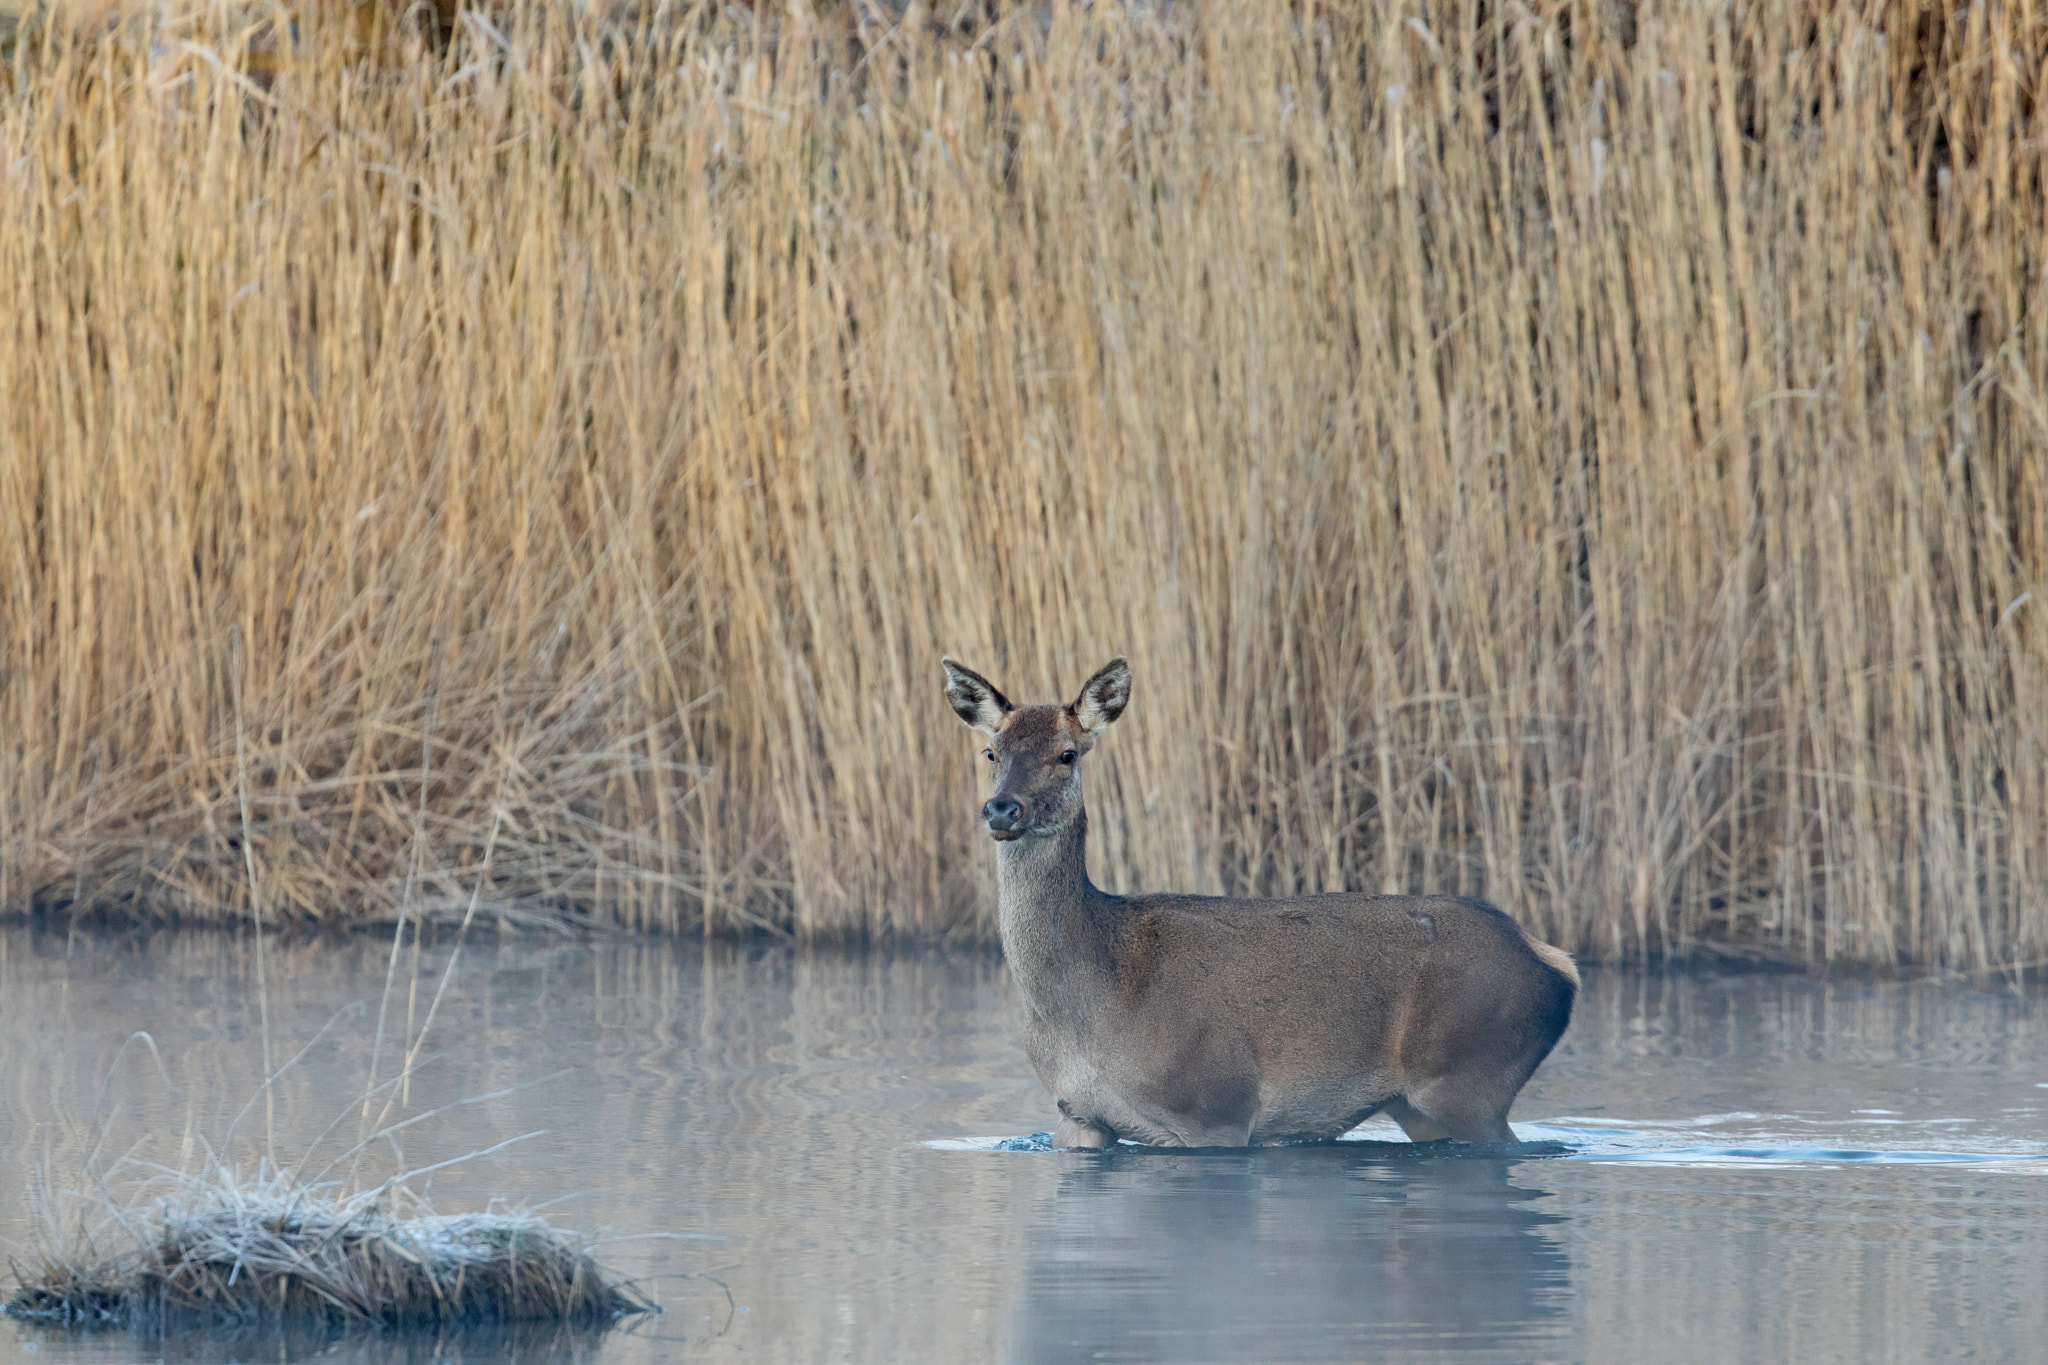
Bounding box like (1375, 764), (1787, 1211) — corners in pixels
(942, 656), (1578, 1149)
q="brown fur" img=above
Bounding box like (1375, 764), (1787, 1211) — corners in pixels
(1114, 911), (1168, 999)
(942, 656), (1577, 1149)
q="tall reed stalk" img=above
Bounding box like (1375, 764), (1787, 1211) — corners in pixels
(1, 0), (2042, 965)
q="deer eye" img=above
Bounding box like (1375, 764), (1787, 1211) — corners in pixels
(984, 749), (995, 762)
(1058, 750), (1078, 765)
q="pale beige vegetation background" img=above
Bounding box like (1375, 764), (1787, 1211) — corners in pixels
(0, 0), (2042, 964)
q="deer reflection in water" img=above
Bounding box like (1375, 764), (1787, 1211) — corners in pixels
(1005, 1145), (1572, 1363)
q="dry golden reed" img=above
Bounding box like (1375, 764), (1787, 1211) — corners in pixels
(0, 0), (2043, 965)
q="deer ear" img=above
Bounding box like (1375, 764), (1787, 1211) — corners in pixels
(1071, 657), (1131, 734)
(942, 657), (1012, 735)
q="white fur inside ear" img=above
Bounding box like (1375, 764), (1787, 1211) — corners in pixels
(943, 659), (1011, 734)
(1072, 658), (1130, 733)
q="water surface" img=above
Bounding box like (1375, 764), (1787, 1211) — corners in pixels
(2, 927), (2044, 1363)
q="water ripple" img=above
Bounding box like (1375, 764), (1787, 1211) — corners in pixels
(934, 1117), (2048, 1171)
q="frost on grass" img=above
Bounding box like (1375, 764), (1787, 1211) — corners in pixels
(5, 1163), (653, 1330)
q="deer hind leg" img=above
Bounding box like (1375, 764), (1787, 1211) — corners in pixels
(1382, 1095), (1452, 1142)
(1384, 1090), (1517, 1145)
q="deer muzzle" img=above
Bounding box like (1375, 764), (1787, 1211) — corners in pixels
(982, 795), (1025, 840)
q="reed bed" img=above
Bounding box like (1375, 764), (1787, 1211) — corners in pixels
(0, 0), (2042, 964)
(6, 1163), (652, 1328)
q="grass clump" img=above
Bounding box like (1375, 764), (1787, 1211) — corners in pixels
(5, 1164), (653, 1330)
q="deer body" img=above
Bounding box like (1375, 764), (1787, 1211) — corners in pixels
(945, 657), (1578, 1149)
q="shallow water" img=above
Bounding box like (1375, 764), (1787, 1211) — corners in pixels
(2, 926), (2045, 1363)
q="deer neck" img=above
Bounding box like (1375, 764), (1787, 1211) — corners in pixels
(994, 807), (1116, 1011)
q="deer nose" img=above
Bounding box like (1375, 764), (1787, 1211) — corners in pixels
(982, 796), (1024, 832)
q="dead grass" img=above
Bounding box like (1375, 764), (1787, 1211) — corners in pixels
(0, 0), (2043, 964)
(5, 1162), (652, 1328)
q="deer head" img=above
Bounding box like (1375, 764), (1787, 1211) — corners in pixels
(941, 657), (1131, 841)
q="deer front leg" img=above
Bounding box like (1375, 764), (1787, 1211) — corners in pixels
(1054, 1103), (1116, 1150)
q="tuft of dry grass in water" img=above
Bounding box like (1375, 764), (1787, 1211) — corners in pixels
(0, 1), (2043, 965)
(5, 1163), (653, 1329)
